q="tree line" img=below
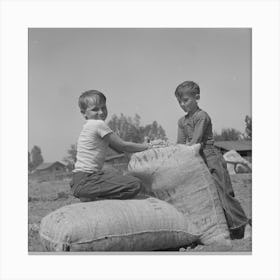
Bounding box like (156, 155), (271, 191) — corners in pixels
(28, 146), (43, 172)
(29, 114), (252, 172)
(213, 115), (252, 141)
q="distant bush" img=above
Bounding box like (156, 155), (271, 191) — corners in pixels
(214, 128), (242, 141)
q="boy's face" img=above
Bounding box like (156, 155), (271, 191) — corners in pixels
(177, 92), (198, 113)
(84, 100), (108, 121)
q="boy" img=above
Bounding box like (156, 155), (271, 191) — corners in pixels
(70, 90), (150, 202)
(174, 81), (251, 239)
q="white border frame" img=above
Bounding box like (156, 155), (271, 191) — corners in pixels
(1, 1), (280, 280)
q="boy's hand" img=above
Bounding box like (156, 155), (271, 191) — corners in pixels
(148, 139), (169, 149)
(144, 136), (151, 144)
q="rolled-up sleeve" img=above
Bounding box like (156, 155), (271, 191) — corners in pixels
(96, 120), (113, 138)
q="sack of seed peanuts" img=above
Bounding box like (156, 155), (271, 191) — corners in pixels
(127, 143), (231, 246)
(39, 197), (199, 251)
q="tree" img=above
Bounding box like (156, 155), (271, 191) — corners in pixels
(107, 114), (167, 143)
(63, 144), (77, 171)
(244, 115), (252, 139)
(30, 145), (44, 169)
(107, 113), (141, 142)
(141, 121), (167, 141)
(214, 128), (242, 141)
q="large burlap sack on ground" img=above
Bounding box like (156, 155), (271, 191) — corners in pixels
(39, 197), (199, 252)
(127, 144), (231, 246)
(223, 150), (252, 175)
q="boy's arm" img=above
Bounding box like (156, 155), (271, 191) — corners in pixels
(177, 126), (187, 144)
(177, 118), (187, 144)
(105, 132), (149, 153)
(107, 142), (123, 154)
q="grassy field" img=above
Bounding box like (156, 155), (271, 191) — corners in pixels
(28, 173), (252, 253)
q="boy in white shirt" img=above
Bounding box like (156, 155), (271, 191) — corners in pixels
(70, 90), (149, 202)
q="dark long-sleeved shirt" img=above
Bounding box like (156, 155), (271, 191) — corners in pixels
(177, 107), (214, 147)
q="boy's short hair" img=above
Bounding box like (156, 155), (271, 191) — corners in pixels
(175, 81), (200, 99)
(78, 90), (106, 114)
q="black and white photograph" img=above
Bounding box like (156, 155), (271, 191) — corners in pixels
(28, 28), (252, 253)
(1, 1), (280, 280)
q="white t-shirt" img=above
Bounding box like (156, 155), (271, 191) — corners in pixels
(74, 119), (113, 173)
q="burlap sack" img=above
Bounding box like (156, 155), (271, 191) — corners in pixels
(223, 150), (252, 174)
(127, 144), (231, 246)
(39, 197), (199, 251)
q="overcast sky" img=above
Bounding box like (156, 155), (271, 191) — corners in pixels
(28, 28), (251, 162)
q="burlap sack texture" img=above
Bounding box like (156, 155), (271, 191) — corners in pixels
(39, 144), (231, 251)
(39, 197), (199, 251)
(128, 144), (231, 246)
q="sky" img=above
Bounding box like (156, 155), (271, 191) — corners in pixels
(28, 28), (251, 162)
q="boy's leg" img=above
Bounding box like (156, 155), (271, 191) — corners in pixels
(70, 170), (142, 201)
(201, 146), (249, 234)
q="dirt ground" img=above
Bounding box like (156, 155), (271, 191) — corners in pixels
(28, 173), (252, 253)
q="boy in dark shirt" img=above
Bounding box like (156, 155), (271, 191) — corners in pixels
(175, 81), (250, 238)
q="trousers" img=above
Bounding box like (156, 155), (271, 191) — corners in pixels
(70, 169), (142, 201)
(200, 145), (249, 235)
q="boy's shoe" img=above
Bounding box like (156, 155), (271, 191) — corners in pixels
(230, 225), (246, 239)
(230, 219), (252, 240)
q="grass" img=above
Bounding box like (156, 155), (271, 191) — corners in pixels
(28, 172), (252, 253)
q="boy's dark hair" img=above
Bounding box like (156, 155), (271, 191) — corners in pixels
(78, 90), (106, 114)
(175, 81), (200, 99)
